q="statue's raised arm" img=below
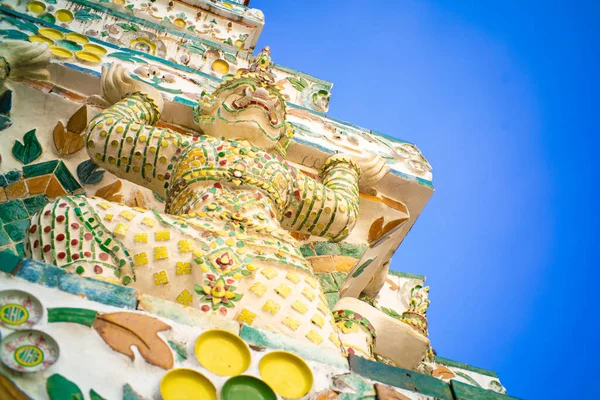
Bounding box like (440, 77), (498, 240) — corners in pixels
(85, 63), (191, 199)
(282, 153), (389, 241)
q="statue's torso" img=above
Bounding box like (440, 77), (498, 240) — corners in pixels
(166, 136), (296, 226)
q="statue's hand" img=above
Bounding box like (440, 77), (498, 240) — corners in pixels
(0, 41), (51, 81)
(327, 152), (389, 190)
(92, 63), (164, 112)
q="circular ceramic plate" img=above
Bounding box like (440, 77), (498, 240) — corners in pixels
(0, 330), (59, 373)
(39, 28), (64, 40)
(259, 351), (313, 399)
(0, 290), (43, 330)
(212, 59), (230, 74)
(65, 32), (89, 44)
(38, 13), (56, 24)
(83, 43), (107, 55)
(28, 35), (54, 45)
(50, 46), (73, 59)
(27, 1), (46, 14)
(160, 368), (217, 400)
(194, 329), (251, 376)
(221, 375), (277, 400)
(55, 9), (74, 22)
(75, 51), (102, 64)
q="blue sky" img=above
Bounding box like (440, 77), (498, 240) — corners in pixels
(255, 1), (599, 398)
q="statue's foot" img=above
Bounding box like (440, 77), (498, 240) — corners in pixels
(333, 297), (429, 370)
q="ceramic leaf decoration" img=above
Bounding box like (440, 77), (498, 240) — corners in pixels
(93, 312), (174, 370)
(12, 129), (42, 164)
(0, 373), (30, 400)
(123, 384), (146, 400)
(0, 89), (13, 131)
(77, 159), (105, 185)
(432, 365), (455, 379)
(66, 105), (88, 133)
(53, 122), (85, 156)
(46, 374), (84, 400)
(286, 76), (308, 92)
(95, 180), (123, 202)
(368, 217), (385, 244)
(54, 105), (87, 155)
(368, 217), (409, 246)
(0, 29), (29, 41)
(90, 389), (107, 400)
(352, 258), (375, 278)
(47, 308), (174, 370)
(74, 8), (101, 21)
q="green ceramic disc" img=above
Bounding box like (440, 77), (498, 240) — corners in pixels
(221, 375), (276, 400)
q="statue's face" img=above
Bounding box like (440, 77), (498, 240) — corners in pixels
(197, 77), (287, 153)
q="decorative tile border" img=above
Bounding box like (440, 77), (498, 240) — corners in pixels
(434, 356), (499, 379)
(240, 324), (348, 369)
(349, 354), (454, 400)
(451, 380), (520, 400)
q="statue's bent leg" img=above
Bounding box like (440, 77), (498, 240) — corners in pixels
(24, 195), (204, 303)
(25, 195), (344, 353)
(232, 263), (343, 353)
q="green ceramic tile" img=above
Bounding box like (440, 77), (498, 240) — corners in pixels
(0, 228), (10, 246)
(339, 242), (367, 258)
(325, 292), (339, 309)
(451, 380), (520, 400)
(332, 271), (348, 287)
(0, 248), (22, 274)
(23, 195), (49, 215)
(239, 324), (348, 369)
(15, 242), (24, 257)
(23, 160), (58, 178)
(0, 175), (7, 187)
(314, 241), (341, 256)
(434, 356), (498, 378)
(55, 161), (82, 193)
(4, 170), (22, 185)
(15, 258), (66, 288)
(0, 200), (28, 223)
(299, 244), (316, 257)
(59, 274), (138, 309)
(4, 220), (29, 242)
(123, 384), (145, 400)
(317, 273), (339, 293)
(388, 270), (425, 281)
(349, 355), (453, 399)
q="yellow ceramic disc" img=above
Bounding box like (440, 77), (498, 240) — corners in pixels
(83, 43), (107, 55)
(194, 329), (251, 376)
(160, 369), (217, 400)
(49, 46), (73, 59)
(29, 35), (54, 45)
(65, 32), (89, 44)
(39, 28), (64, 40)
(27, 1), (46, 14)
(75, 51), (102, 64)
(259, 351), (314, 399)
(113, 0), (125, 5)
(55, 9), (74, 22)
(212, 59), (230, 74)
(174, 18), (186, 28)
